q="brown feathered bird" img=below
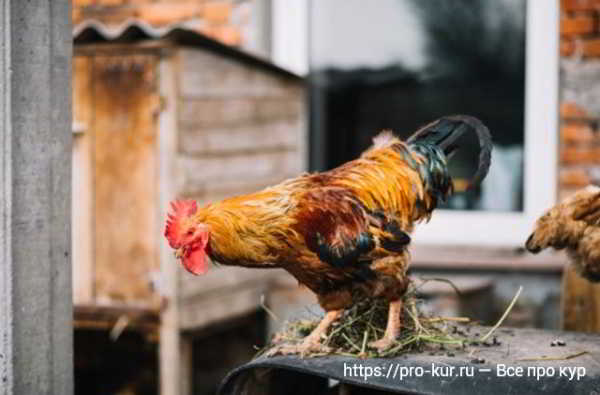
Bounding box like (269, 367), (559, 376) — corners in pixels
(526, 185), (600, 282)
(165, 115), (492, 354)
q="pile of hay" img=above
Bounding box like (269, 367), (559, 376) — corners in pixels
(261, 281), (510, 358)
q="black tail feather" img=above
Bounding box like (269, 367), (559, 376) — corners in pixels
(406, 115), (492, 190)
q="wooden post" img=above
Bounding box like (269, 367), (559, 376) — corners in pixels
(0, 1), (73, 394)
(72, 56), (94, 305)
(562, 264), (600, 332)
(158, 53), (194, 395)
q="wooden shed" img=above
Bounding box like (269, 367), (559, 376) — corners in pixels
(72, 20), (306, 395)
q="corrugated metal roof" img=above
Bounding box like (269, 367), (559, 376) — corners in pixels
(73, 19), (302, 80)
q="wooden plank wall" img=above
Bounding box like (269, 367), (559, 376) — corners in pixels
(72, 53), (162, 307)
(93, 55), (161, 304)
(72, 56), (94, 304)
(174, 48), (307, 331)
(176, 48), (306, 202)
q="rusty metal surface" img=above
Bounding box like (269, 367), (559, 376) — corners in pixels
(219, 327), (600, 395)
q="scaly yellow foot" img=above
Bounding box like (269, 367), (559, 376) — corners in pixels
(266, 310), (342, 357)
(368, 299), (403, 352)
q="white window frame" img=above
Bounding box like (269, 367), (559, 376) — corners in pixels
(272, 1), (559, 248)
(271, 0), (309, 75)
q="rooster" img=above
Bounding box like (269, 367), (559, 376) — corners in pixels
(526, 185), (600, 282)
(165, 115), (492, 354)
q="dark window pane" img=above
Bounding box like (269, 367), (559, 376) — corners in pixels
(309, 0), (526, 212)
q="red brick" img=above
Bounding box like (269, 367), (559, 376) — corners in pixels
(581, 37), (600, 56)
(98, 0), (124, 5)
(73, 0), (95, 6)
(213, 26), (241, 46)
(561, 14), (597, 36)
(561, 146), (600, 164)
(561, 38), (576, 56)
(203, 1), (232, 24)
(561, 123), (595, 143)
(560, 168), (591, 187)
(80, 6), (137, 24)
(81, 6), (136, 25)
(136, 3), (202, 26)
(72, 7), (83, 25)
(559, 188), (579, 202)
(561, 102), (590, 119)
(562, 0), (600, 11)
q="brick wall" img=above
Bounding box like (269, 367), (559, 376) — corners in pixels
(72, 0), (252, 47)
(559, 0), (600, 198)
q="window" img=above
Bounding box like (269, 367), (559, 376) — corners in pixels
(272, 0), (558, 247)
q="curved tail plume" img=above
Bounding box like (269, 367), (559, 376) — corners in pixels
(407, 115), (492, 190)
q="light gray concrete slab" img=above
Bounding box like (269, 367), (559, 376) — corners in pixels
(0, 1), (72, 394)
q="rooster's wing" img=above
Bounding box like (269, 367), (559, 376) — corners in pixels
(293, 187), (410, 269)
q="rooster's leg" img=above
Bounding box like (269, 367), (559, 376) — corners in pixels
(269, 310), (342, 356)
(301, 309), (342, 348)
(369, 299), (403, 351)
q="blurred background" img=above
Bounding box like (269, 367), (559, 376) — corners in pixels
(70, 0), (598, 394)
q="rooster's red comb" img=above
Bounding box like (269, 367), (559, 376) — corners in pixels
(164, 199), (198, 248)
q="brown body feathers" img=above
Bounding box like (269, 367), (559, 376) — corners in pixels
(526, 185), (600, 282)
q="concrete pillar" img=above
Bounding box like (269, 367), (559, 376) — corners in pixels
(0, 1), (73, 394)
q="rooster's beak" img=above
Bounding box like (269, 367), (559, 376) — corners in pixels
(174, 248), (184, 259)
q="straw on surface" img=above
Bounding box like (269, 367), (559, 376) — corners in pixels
(260, 281), (510, 358)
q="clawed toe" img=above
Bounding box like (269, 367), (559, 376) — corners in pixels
(368, 337), (397, 352)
